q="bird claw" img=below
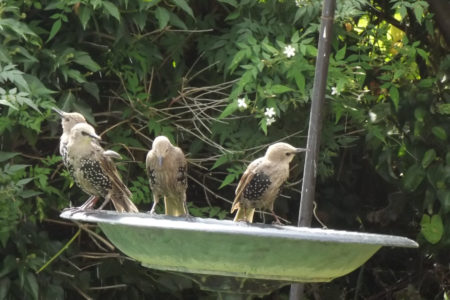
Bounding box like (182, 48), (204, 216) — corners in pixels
(272, 220), (284, 225)
(147, 209), (157, 215)
(183, 213), (194, 221)
(63, 206), (89, 216)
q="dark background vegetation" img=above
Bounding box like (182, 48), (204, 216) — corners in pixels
(0, 0), (449, 298)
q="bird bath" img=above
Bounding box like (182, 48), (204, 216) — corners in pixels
(60, 210), (418, 296)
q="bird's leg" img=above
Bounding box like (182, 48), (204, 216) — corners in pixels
(79, 195), (99, 210)
(182, 194), (192, 220)
(149, 193), (159, 214)
(271, 210), (283, 225)
(97, 196), (111, 210)
(243, 207), (250, 224)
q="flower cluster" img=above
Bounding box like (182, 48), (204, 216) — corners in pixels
(265, 107), (276, 126)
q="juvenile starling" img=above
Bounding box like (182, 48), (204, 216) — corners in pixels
(230, 142), (306, 223)
(52, 107), (121, 163)
(66, 123), (138, 213)
(53, 107), (121, 208)
(146, 136), (188, 216)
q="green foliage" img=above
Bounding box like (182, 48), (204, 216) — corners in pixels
(1, 0), (449, 298)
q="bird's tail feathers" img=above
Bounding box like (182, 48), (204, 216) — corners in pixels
(111, 187), (138, 213)
(164, 195), (187, 216)
(233, 207), (255, 223)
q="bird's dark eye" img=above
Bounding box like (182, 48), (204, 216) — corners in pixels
(81, 131), (88, 136)
(285, 152), (291, 156)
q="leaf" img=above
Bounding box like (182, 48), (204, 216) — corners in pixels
(218, 0), (237, 7)
(0, 152), (20, 162)
(172, 0), (194, 18)
(389, 86), (399, 111)
(25, 272), (38, 300)
(413, 3), (424, 24)
(414, 107), (426, 121)
(46, 19), (61, 42)
(218, 100), (238, 119)
(155, 7), (170, 29)
(398, 5), (407, 19)
(82, 82), (99, 100)
(0, 99), (18, 110)
(169, 11), (188, 30)
(78, 5), (92, 30)
(421, 149), (436, 169)
(228, 49), (247, 73)
(102, 1), (121, 21)
(431, 126), (447, 140)
(335, 45), (346, 60)
(294, 72), (305, 94)
(271, 84), (293, 94)
(437, 190), (450, 213)
(211, 154), (230, 170)
(73, 52), (100, 72)
(420, 214), (443, 244)
(436, 103), (450, 115)
(402, 164), (425, 192)
(0, 278), (10, 300)
(218, 173), (236, 189)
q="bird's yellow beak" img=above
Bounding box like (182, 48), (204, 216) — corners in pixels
(158, 156), (163, 166)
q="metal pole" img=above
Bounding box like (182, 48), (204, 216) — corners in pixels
(289, 0), (336, 299)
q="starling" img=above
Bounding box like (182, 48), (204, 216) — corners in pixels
(145, 136), (188, 216)
(52, 107), (121, 164)
(230, 142), (306, 223)
(66, 123), (138, 213)
(53, 107), (121, 208)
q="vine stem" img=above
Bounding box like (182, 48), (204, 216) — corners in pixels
(36, 228), (81, 274)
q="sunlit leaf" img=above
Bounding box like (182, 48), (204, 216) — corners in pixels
(420, 214), (443, 244)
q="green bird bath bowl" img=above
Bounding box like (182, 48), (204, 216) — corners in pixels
(60, 210), (417, 284)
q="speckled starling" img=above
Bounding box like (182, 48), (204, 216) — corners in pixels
(231, 142), (306, 223)
(146, 136), (188, 216)
(66, 123), (138, 213)
(52, 107), (121, 163)
(53, 107), (121, 209)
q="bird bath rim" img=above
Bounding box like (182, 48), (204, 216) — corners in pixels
(60, 209), (419, 249)
(59, 209), (418, 284)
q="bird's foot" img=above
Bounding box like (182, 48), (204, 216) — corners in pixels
(65, 206), (90, 216)
(183, 213), (194, 221)
(147, 209), (157, 215)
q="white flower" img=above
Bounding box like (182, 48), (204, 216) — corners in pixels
(356, 93), (363, 101)
(369, 111), (377, 122)
(266, 117), (276, 126)
(264, 107), (276, 118)
(237, 97), (247, 109)
(331, 86), (340, 96)
(283, 45), (296, 58)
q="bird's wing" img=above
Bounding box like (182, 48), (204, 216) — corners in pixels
(95, 144), (131, 198)
(103, 150), (122, 160)
(230, 158), (262, 213)
(145, 150), (157, 188)
(174, 147), (188, 188)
